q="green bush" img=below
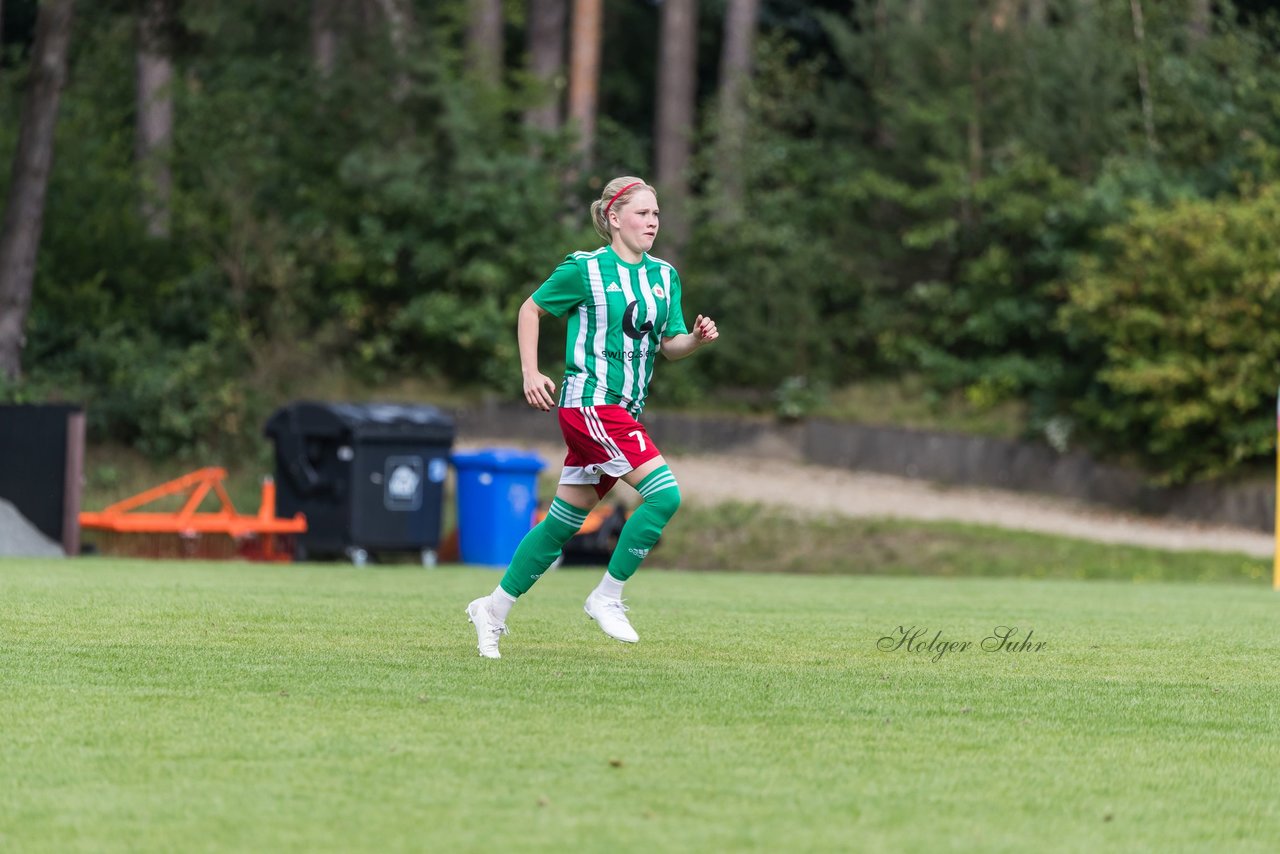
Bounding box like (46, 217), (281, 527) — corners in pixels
(1059, 183), (1280, 482)
(68, 325), (254, 459)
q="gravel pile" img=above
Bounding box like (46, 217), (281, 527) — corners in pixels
(0, 499), (65, 558)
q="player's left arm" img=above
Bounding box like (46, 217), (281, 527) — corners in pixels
(661, 314), (718, 360)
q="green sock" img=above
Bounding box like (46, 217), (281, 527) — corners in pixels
(498, 498), (589, 598)
(608, 466), (681, 582)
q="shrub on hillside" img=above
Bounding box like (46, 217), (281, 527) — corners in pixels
(1059, 183), (1280, 482)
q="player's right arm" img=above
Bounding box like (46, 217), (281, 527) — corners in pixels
(523, 257), (587, 411)
(518, 296), (557, 411)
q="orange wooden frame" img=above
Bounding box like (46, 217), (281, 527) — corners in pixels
(79, 467), (307, 539)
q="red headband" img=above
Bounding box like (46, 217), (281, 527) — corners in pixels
(604, 181), (643, 216)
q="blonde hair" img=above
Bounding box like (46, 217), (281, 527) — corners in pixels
(589, 176), (657, 242)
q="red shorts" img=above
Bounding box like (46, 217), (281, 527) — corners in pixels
(557, 405), (662, 498)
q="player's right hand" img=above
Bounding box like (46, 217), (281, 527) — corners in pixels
(524, 372), (557, 411)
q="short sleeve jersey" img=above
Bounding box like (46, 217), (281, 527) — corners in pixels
(531, 245), (689, 416)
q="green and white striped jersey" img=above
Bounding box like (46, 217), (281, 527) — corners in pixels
(532, 245), (689, 416)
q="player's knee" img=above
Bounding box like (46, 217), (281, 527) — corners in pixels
(647, 482), (681, 523)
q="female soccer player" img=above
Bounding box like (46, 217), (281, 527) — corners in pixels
(466, 176), (719, 658)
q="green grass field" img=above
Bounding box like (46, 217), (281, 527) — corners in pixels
(2, 558), (1277, 852)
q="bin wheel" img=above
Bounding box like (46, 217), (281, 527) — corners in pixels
(420, 549), (438, 568)
(347, 547), (369, 567)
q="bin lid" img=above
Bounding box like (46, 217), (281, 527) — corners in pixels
(451, 448), (548, 473)
(264, 401), (455, 442)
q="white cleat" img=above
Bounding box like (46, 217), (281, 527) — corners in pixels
(584, 593), (639, 644)
(466, 597), (508, 659)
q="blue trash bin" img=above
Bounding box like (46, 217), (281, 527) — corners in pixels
(452, 448), (548, 567)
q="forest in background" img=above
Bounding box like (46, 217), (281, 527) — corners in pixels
(2, 0), (1279, 485)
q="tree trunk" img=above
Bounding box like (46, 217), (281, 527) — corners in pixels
(1129, 0), (1158, 155)
(1188, 0), (1210, 46)
(525, 0), (567, 133)
(311, 0), (339, 78)
(654, 0), (698, 255)
(964, 15), (984, 231)
(990, 0), (1019, 31)
(872, 0), (895, 151)
(373, 0), (415, 100)
(567, 0), (602, 162)
(1027, 0), (1048, 27)
(467, 0), (503, 86)
(715, 0), (759, 220)
(0, 0), (74, 382)
(136, 0), (173, 239)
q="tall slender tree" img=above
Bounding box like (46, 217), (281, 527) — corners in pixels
(964, 13), (985, 229)
(654, 0), (698, 254)
(0, 0), (75, 382)
(871, 0), (896, 151)
(136, 0), (173, 238)
(526, 0), (567, 133)
(990, 0), (1014, 31)
(373, 0), (416, 100)
(311, 0), (340, 78)
(715, 0), (760, 219)
(467, 0), (503, 85)
(1027, 0), (1048, 27)
(1188, 0), (1211, 45)
(567, 0), (602, 162)
(1129, 0), (1158, 155)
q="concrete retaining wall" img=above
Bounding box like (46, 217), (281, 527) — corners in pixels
(454, 402), (1275, 533)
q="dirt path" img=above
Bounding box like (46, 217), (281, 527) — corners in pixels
(465, 439), (1274, 559)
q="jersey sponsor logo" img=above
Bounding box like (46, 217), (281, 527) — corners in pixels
(602, 348), (652, 361)
(606, 282), (622, 292)
(622, 300), (654, 340)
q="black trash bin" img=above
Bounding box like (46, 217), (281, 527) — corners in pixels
(264, 402), (455, 566)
